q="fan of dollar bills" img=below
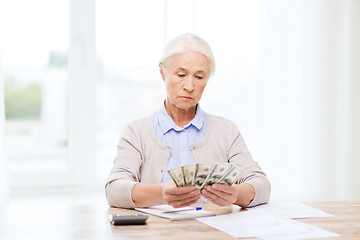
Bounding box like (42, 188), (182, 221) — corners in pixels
(167, 163), (243, 190)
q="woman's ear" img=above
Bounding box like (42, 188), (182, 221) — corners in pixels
(159, 63), (166, 82)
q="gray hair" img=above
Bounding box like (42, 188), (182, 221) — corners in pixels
(159, 33), (215, 77)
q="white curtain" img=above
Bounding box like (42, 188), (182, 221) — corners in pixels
(301, 0), (360, 200)
(249, 0), (360, 201)
(202, 0), (360, 201)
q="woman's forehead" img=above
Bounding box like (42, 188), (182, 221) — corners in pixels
(176, 67), (207, 74)
(169, 52), (210, 72)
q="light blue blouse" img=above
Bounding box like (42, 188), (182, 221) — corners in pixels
(153, 102), (207, 183)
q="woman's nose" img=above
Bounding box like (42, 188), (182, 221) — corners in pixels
(183, 77), (195, 92)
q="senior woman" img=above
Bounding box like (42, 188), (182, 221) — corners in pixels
(105, 33), (270, 209)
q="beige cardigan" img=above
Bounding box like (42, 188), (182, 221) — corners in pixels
(105, 112), (271, 208)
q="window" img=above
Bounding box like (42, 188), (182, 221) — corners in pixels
(1, 0), (69, 186)
(1, 0), (96, 188)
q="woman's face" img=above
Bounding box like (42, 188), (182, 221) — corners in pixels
(160, 51), (210, 112)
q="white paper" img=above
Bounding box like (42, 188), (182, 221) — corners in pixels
(260, 220), (339, 240)
(135, 205), (215, 220)
(196, 209), (339, 239)
(247, 201), (333, 219)
(196, 209), (309, 238)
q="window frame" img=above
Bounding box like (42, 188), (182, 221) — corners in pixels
(9, 0), (97, 189)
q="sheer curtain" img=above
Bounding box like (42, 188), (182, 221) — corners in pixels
(199, 0), (360, 201)
(301, 0), (360, 201)
(251, 0), (360, 201)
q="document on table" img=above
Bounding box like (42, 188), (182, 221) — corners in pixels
(247, 201), (333, 219)
(196, 209), (339, 240)
(260, 221), (339, 240)
(135, 205), (215, 221)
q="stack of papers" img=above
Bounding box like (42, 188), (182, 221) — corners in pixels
(135, 205), (215, 220)
(196, 202), (339, 240)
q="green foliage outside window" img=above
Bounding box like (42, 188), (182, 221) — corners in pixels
(4, 76), (42, 119)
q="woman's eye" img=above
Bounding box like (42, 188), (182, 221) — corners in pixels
(178, 74), (185, 78)
(196, 76), (204, 80)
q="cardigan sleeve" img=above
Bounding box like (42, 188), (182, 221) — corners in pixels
(105, 123), (143, 209)
(227, 122), (271, 207)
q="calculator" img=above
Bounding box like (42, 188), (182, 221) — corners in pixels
(108, 213), (149, 225)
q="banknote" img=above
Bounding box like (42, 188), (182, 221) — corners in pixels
(201, 163), (234, 188)
(182, 164), (197, 186)
(168, 163), (243, 190)
(167, 166), (185, 187)
(216, 165), (243, 186)
(193, 163), (215, 189)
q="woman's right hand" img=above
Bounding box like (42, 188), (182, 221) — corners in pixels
(162, 182), (201, 208)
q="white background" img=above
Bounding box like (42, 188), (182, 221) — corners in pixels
(0, 0), (359, 205)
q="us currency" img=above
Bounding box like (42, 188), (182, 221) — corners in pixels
(201, 163), (234, 189)
(193, 163), (215, 189)
(182, 164), (196, 186)
(167, 166), (185, 187)
(216, 165), (243, 186)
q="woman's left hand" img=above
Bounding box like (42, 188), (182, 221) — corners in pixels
(201, 184), (238, 206)
(162, 182), (201, 208)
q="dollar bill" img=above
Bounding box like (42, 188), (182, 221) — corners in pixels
(201, 163), (234, 189)
(193, 163), (215, 189)
(168, 163), (244, 189)
(182, 164), (196, 186)
(167, 166), (185, 187)
(216, 165), (243, 186)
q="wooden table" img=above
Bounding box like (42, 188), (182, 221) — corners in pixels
(0, 202), (359, 240)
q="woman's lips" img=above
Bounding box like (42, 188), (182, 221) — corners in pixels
(180, 96), (193, 100)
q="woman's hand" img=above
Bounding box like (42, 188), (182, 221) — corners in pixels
(201, 183), (255, 207)
(162, 182), (201, 208)
(201, 184), (238, 206)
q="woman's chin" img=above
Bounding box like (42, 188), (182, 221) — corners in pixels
(175, 103), (197, 112)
